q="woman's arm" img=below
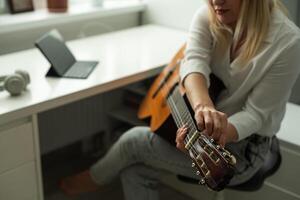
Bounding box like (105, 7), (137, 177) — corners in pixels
(184, 73), (213, 109)
(177, 6), (238, 148)
(228, 41), (300, 141)
(181, 72), (238, 147)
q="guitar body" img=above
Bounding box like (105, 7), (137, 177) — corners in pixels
(138, 45), (226, 143)
(138, 45), (185, 143)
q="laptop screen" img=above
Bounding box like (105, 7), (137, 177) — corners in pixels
(35, 31), (76, 75)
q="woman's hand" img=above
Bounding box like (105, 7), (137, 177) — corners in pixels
(194, 104), (229, 147)
(175, 118), (238, 153)
(182, 73), (238, 147)
(175, 125), (188, 153)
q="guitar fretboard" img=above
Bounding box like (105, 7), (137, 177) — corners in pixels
(166, 86), (198, 145)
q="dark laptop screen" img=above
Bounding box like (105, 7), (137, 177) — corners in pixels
(35, 32), (76, 75)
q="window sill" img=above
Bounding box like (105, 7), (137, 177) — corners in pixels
(0, 0), (146, 34)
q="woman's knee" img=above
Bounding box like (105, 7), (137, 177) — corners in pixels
(119, 126), (152, 145)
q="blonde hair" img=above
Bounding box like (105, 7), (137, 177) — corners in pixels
(207, 0), (288, 66)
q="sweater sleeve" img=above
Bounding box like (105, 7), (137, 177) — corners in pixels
(228, 40), (300, 141)
(180, 5), (213, 87)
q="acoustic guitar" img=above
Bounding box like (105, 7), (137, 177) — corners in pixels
(138, 45), (236, 191)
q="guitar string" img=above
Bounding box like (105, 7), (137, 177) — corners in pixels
(156, 59), (216, 170)
(169, 87), (211, 159)
(157, 66), (193, 144)
(173, 89), (202, 155)
(158, 65), (199, 155)
(172, 91), (228, 165)
(166, 96), (188, 140)
(168, 90), (214, 173)
(167, 97), (199, 157)
(172, 87), (198, 137)
(167, 88), (199, 156)
(168, 99), (201, 162)
(166, 83), (235, 185)
(167, 91), (192, 142)
(172, 89), (212, 149)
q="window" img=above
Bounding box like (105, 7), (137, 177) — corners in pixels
(0, 0), (108, 14)
(0, 0), (6, 13)
(70, 0), (91, 4)
(70, 0), (105, 6)
(70, 0), (89, 5)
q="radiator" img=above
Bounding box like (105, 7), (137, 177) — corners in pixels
(38, 94), (105, 154)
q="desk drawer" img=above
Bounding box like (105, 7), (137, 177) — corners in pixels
(266, 147), (300, 196)
(0, 161), (38, 200)
(0, 122), (35, 174)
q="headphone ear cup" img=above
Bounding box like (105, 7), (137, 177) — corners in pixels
(15, 70), (30, 88)
(3, 74), (26, 96)
(0, 75), (8, 82)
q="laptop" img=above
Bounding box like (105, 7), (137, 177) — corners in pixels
(35, 29), (98, 79)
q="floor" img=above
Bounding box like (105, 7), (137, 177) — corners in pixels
(45, 182), (192, 200)
(42, 141), (194, 200)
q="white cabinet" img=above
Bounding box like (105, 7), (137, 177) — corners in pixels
(0, 119), (42, 200)
(0, 122), (35, 174)
(0, 162), (39, 200)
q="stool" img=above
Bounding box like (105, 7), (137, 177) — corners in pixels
(177, 136), (282, 192)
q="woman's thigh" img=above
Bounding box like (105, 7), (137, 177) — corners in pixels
(121, 126), (198, 179)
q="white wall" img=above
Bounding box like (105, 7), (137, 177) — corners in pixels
(0, 13), (139, 55)
(282, 0), (299, 23)
(142, 0), (203, 30)
(143, 0), (299, 30)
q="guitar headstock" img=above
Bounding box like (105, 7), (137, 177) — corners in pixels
(186, 132), (236, 191)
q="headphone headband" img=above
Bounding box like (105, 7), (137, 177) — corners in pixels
(15, 70), (30, 85)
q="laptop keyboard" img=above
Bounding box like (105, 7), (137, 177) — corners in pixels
(64, 62), (94, 78)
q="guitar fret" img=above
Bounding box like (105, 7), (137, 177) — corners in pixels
(167, 86), (198, 144)
(167, 98), (181, 127)
(167, 92), (190, 144)
(168, 93), (184, 127)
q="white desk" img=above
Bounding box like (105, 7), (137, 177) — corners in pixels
(0, 25), (187, 124)
(0, 25), (187, 200)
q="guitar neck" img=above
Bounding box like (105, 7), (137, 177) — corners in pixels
(167, 86), (198, 143)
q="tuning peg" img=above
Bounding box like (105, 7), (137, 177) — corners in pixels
(192, 162), (196, 168)
(196, 171), (201, 176)
(210, 138), (215, 143)
(216, 145), (220, 149)
(199, 178), (206, 185)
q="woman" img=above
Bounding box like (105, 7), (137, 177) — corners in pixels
(60, 0), (300, 199)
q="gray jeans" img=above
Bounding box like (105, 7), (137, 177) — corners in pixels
(90, 126), (270, 200)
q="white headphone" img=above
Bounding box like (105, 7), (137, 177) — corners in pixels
(0, 70), (30, 96)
